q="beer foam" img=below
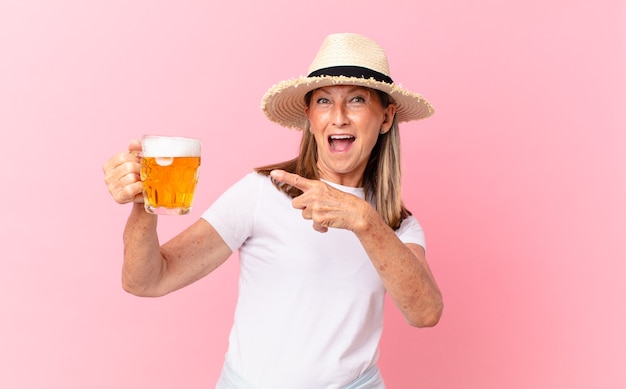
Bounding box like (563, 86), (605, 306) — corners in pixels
(142, 136), (201, 157)
(155, 157), (174, 166)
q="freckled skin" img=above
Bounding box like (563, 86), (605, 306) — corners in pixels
(269, 166), (443, 328)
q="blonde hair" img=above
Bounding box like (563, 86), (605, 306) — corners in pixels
(256, 89), (410, 230)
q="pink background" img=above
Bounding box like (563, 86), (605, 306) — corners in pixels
(1, 1), (625, 388)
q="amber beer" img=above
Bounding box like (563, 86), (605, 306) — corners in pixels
(140, 136), (201, 215)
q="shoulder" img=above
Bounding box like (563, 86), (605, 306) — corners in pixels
(396, 214), (426, 248)
(216, 171), (287, 206)
(229, 171), (274, 192)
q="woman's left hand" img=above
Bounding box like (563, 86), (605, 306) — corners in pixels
(270, 169), (371, 233)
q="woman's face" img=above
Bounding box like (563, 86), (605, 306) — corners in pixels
(305, 85), (396, 187)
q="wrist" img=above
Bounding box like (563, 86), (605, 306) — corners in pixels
(352, 200), (380, 235)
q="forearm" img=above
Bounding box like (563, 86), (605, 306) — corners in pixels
(354, 206), (443, 327)
(121, 203), (166, 296)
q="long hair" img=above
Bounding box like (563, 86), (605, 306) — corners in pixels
(255, 89), (410, 230)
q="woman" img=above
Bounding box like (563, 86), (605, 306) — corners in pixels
(103, 33), (443, 389)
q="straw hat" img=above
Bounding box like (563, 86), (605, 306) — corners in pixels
(261, 33), (434, 130)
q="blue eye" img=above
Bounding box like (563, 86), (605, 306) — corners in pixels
(316, 97), (330, 104)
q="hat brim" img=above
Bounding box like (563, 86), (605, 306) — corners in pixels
(261, 75), (434, 130)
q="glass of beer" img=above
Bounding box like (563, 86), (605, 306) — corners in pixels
(140, 135), (201, 215)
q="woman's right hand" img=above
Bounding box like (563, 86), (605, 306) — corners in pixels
(103, 139), (144, 204)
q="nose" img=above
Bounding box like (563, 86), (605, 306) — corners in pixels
(330, 103), (349, 127)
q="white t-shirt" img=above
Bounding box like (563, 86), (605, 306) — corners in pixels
(202, 172), (425, 389)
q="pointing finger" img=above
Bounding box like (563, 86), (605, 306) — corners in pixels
(270, 169), (313, 192)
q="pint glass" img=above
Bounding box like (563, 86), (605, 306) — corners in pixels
(140, 135), (201, 215)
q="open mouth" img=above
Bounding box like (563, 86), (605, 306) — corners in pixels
(329, 135), (355, 152)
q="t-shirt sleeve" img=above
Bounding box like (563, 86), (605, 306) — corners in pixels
(201, 173), (261, 252)
(396, 214), (426, 250)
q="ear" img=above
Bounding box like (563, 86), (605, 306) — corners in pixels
(304, 108), (315, 133)
(381, 104), (397, 133)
